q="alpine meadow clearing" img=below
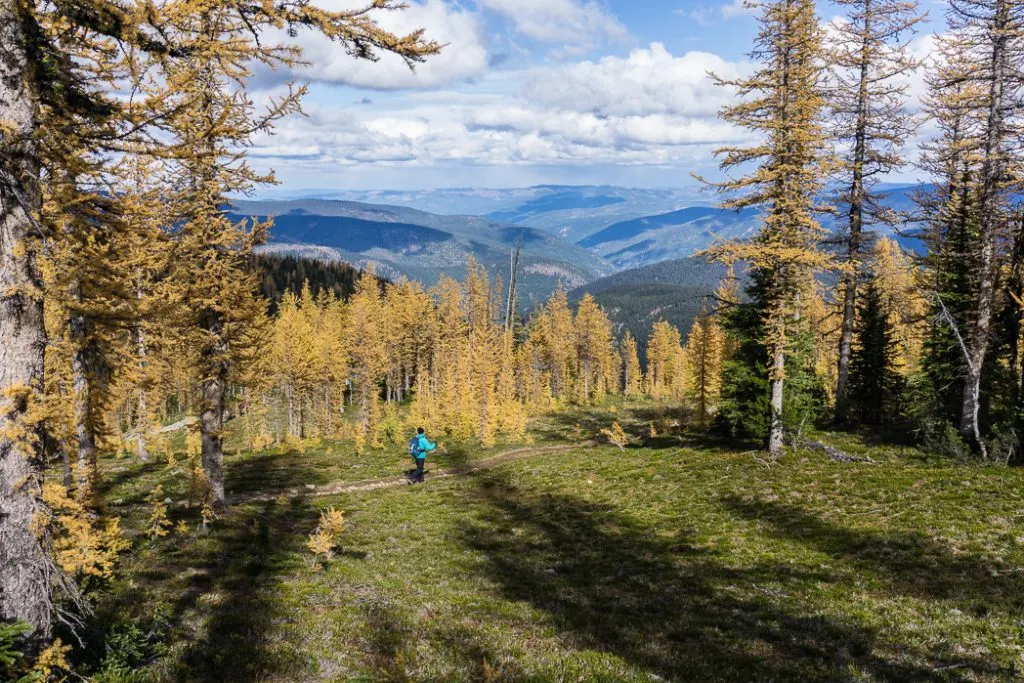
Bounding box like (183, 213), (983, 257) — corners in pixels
(72, 404), (1024, 682)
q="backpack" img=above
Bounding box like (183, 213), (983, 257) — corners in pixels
(408, 436), (421, 458)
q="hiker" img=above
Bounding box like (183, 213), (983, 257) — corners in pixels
(408, 427), (437, 483)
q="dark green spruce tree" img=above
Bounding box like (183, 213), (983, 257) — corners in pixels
(715, 272), (825, 443)
(849, 281), (905, 425)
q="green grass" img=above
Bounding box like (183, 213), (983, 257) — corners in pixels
(80, 405), (1024, 682)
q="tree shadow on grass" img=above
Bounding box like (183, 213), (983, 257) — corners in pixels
(94, 458), (182, 508)
(723, 496), (1024, 619)
(85, 494), (323, 682)
(356, 595), (528, 682)
(162, 497), (321, 682)
(84, 494), (323, 682)
(225, 449), (343, 494)
(542, 404), (765, 454)
(541, 405), (683, 451)
(360, 597), (416, 682)
(458, 471), (988, 682)
(97, 447), (336, 509)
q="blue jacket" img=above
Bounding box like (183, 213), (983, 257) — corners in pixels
(413, 434), (437, 459)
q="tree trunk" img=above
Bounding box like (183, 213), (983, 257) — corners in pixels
(286, 383), (296, 438)
(135, 396), (148, 462)
(1007, 221), (1023, 406)
(505, 243), (520, 333)
(70, 313), (100, 499)
(698, 332), (708, 427)
(324, 382), (333, 435)
(199, 368), (227, 509)
(835, 5), (872, 425)
(960, 0), (1010, 447)
(133, 320), (149, 461)
(769, 344), (785, 458)
(0, 0), (53, 644)
(583, 358), (590, 400)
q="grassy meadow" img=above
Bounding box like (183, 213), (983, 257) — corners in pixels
(76, 404), (1024, 682)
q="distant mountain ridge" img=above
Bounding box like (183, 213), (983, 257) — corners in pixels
(577, 206), (761, 270)
(256, 185), (705, 243)
(576, 184), (930, 270)
(234, 183), (933, 309)
(229, 198), (612, 307)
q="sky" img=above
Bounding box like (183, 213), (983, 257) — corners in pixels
(247, 0), (949, 192)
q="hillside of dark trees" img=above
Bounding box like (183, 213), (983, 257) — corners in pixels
(256, 254), (381, 311)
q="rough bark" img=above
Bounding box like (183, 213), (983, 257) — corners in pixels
(937, 295), (988, 459)
(835, 12), (871, 425)
(1008, 222), (1023, 406)
(199, 368), (227, 509)
(960, 0), (1010, 447)
(198, 307), (228, 508)
(769, 345), (785, 457)
(70, 313), (100, 498)
(133, 321), (150, 461)
(0, 0), (53, 643)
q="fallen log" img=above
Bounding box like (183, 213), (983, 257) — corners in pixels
(793, 438), (874, 464)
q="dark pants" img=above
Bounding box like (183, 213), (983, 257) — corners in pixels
(413, 457), (425, 482)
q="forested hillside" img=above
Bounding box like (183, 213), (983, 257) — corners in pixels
(256, 254), (382, 312)
(570, 258), (730, 361)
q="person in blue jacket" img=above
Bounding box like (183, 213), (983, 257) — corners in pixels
(409, 427), (437, 483)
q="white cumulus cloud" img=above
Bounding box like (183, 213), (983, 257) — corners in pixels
(258, 0), (488, 90)
(524, 43), (750, 118)
(721, 0), (757, 20)
(475, 0), (628, 50)
(248, 43), (756, 179)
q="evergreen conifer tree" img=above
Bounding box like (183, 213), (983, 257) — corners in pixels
(849, 281), (905, 424)
(698, 0), (832, 455)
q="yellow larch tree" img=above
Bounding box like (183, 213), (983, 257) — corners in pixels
(312, 289), (349, 436)
(685, 310), (725, 427)
(518, 320), (554, 415)
(464, 260), (500, 446)
(698, 0), (832, 456)
(427, 276), (470, 436)
(621, 331), (643, 397)
(271, 291), (317, 440)
(574, 294), (619, 403)
(345, 269), (387, 452)
(870, 237), (928, 374)
(495, 330), (527, 441)
(646, 321), (685, 401)
(541, 286), (577, 401)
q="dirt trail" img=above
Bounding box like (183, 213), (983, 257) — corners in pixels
(234, 443), (584, 504)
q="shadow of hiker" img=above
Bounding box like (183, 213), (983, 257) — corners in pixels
(722, 496), (1024, 618)
(457, 471), (980, 682)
